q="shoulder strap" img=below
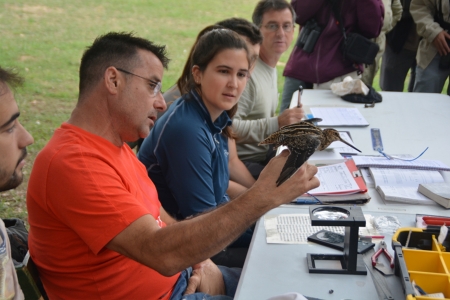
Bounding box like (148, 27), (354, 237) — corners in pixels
(328, 0), (347, 40)
(434, 0), (450, 31)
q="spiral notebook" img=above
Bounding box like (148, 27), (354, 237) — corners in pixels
(352, 156), (450, 171)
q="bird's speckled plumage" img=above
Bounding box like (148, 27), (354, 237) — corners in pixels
(260, 121), (361, 186)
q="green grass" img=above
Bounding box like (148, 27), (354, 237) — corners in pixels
(1, 0), (265, 221)
(0, 0), (415, 221)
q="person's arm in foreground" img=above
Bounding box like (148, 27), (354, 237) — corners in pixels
(106, 150), (319, 277)
(160, 206), (223, 295)
(160, 204), (225, 296)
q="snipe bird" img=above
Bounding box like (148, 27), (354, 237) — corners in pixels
(259, 120), (361, 186)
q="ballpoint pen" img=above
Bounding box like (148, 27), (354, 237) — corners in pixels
(293, 199), (320, 205)
(292, 193), (323, 204)
(297, 85), (303, 108)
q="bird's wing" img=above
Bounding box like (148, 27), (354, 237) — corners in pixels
(260, 121), (322, 146)
(276, 135), (321, 186)
(280, 121), (318, 131)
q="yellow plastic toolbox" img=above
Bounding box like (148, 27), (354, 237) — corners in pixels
(392, 227), (450, 300)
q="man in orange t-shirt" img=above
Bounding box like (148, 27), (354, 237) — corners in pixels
(27, 121), (180, 299)
(26, 32), (319, 299)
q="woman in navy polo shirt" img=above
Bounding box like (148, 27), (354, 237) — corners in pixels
(138, 29), (253, 267)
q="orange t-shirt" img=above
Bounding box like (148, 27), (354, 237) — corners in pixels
(27, 123), (179, 299)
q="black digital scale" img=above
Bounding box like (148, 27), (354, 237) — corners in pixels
(306, 205), (369, 275)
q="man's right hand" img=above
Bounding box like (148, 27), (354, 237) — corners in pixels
(433, 30), (450, 56)
(251, 150), (319, 207)
(277, 105), (305, 128)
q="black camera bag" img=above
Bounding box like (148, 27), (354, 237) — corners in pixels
(2, 218), (28, 265)
(342, 33), (380, 65)
(329, 0), (379, 65)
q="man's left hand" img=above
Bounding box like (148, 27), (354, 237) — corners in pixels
(184, 259), (225, 296)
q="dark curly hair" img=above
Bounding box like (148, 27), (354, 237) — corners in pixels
(0, 67), (24, 96)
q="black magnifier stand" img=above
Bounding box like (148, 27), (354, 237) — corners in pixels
(307, 205), (367, 275)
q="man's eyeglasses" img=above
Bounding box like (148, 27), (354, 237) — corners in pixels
(250, 54), (259, 66)
(263, 23), (294, 32)
(116, 67), (162, 97)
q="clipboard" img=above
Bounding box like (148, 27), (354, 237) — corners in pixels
(291, 160), (370, 205)
(345, 159), (368, 194)
(305, 160), (368, 196)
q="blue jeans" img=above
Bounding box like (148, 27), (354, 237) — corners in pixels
(380, 44), (416, 92)
(170, 266), (241, 300)
(414, 53), (450, 94)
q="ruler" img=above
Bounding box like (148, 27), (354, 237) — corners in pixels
(371, 128), (383, 151)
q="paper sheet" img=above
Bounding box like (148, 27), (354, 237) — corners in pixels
(310, 107), (369, 126)
(264, 214), (378, 244)
(308, 162), (360, 195)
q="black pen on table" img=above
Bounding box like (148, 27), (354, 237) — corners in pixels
(297, 85), (303, 108)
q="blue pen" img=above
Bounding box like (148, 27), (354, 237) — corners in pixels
(293, 198), (320, 205)
(307, 192), (323, 204)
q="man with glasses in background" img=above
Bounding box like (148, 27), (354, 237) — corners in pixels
(233, 0), (305, 179)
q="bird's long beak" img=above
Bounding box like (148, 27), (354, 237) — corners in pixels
(340, 139), (361, 152)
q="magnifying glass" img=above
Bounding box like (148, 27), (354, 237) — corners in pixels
(312, 207), (350, 220)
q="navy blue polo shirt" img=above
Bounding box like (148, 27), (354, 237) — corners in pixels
(138, 90), (231, 219)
